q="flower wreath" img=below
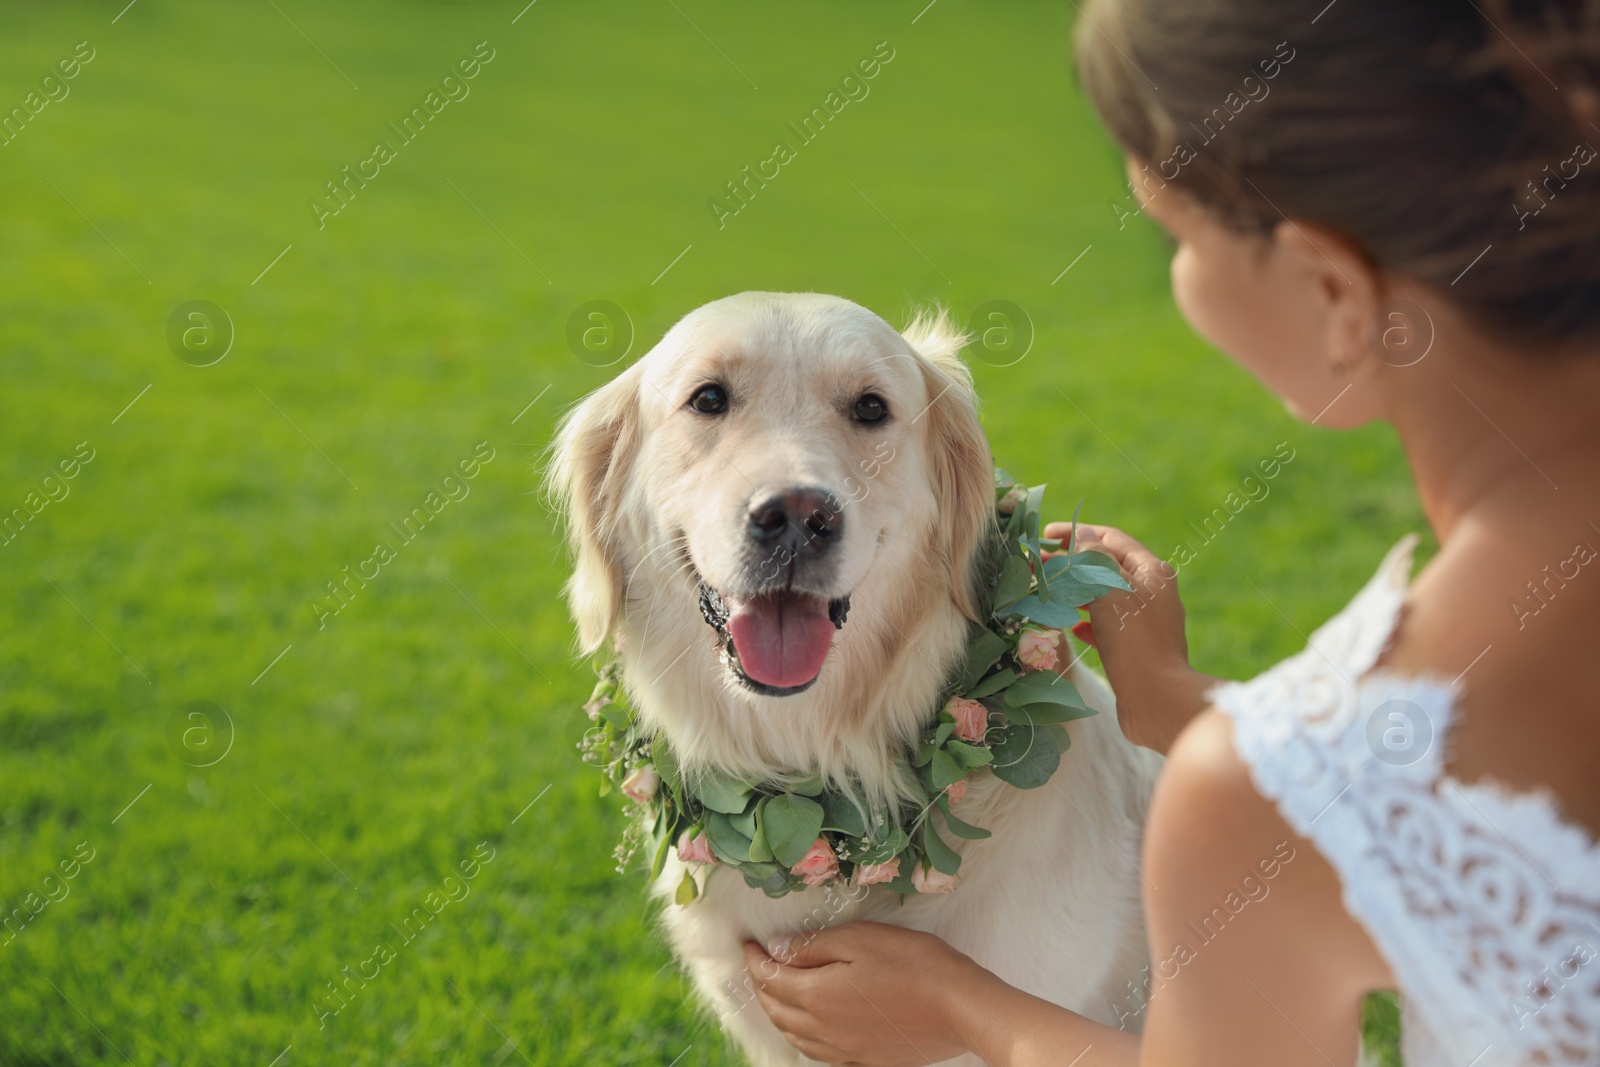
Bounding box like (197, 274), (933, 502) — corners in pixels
(577, 469), (1132, 904)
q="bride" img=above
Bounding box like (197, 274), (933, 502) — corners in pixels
(739, 0), (1600, 1063)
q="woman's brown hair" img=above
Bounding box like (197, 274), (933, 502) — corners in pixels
(1076, 0), (1600, 343)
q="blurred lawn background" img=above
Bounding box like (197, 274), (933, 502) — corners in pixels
(0, 1), (1421, 1064)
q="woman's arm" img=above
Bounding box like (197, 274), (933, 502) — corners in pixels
(747, 713), (1393, 1066)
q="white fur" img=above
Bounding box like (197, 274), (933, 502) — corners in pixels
(550, 292), (1161, 1065)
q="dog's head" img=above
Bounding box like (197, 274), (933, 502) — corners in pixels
(549, 292), (992, 702)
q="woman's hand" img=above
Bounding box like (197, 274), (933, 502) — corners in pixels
(742, 921), (989, 1065)
(1044, 521), (1219, 754)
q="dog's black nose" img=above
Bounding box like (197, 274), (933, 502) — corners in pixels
(746, 486), (843, 553)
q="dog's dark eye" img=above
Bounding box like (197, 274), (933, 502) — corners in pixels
(689, 384), (728, 415)
(853, 393), (888, 425)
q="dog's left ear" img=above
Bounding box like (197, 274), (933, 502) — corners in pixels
(902, 311), (994, 622)
(545, 364), (643, 653)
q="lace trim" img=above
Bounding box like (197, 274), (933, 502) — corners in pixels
(1213, 536), (1600, 1066)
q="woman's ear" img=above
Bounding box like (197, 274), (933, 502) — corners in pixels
(545, 366), (642, 653)
(901, 310), (994, 622)
(1272, 221), (1383, 373)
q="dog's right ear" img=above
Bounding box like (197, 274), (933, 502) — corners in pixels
(545, 365), (643, 654)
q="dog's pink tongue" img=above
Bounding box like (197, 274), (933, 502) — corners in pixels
(726, 593), (835, 690)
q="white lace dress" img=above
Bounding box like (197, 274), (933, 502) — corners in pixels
(1212, 536), (1600, 1066)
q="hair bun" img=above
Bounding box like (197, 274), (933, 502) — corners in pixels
(1479, 0), (1600, 136)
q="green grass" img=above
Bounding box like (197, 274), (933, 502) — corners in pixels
(0, 1), (1420, 1063)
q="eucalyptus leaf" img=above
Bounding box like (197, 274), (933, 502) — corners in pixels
(853, 826), (910, 864)
(930, 748), (964, 790)
(960, 628), (1008, 688)
(885, 850), (919, 895)
(704, 811), (753, 863)
(696, 769), (755, 814)
(921, 820), (962, 876)
(1064, 564), (1131, 590)
(1003, 670), (1086, 710)
(1001, 594), (1080, 628)
(650, 826), (675, 880)
(992, 555), (1034, 609)
(729, 803), (759, 839)
(748, 811), (775, 863)
(762, 793), (825, 868)
(652, 736), (683, 805)
(945, 739), (993, 769)
(675, 869), (698, 905)
(937, 799), (992, 840)
(1005, 702), (1097, 726)
(822, 793), (868, 838)
(784, 773), (826, 797)
(966, 667), (1016, 700)
(738, 860), (784, 886)
(1069, 549), (1128, 577)
(989, 722), (1062, 789)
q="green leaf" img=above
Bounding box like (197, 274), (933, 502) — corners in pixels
(966, 667), (1015, 700)
(696, 769), (755, 814)
(992, 555), (1034, 609)
(1005, 702), (1097, 726)
(1069, 549), (1119, 572)
(1003, 670), (1086, 710)
(921, 820), (962, 875)
(650, 826), (675, 880)
(946, 739), (993, 769)
(675, 869), (698, 905)
(852, 826), (910, 865)
(738, 860), (784, 886)
(930, 747), (964, 790)
(729, 803), (759, 839)
(821, 793), (868, 838)
(1064, 564), (1129, 589)
(1030, 543), (1052, 604)
(937, 799), (992, 840)
(1001, 594), (1080, 628)
(762, 793), (825, 868)
(652, 736), (683, 798)
(885, 849), (919, 894)
(784, 774), (826, 797)
(989, 723), (1062, 789)
(960, 628), (1008, 689)
(703, 811), (753, 863)
(748, 805), (774, 863)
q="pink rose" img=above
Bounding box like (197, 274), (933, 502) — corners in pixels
(677, 830), (716, 865)
(853, 857), (901, 886)
(1016, 626), (1061, 672)
(790, 838), (839, 887)
(997, 485), (1025, 515)
(944, 779), (966, 806)
(912, 863), (959, 894)
(620, 765), (659, 804)
(946, 696), (989, 744)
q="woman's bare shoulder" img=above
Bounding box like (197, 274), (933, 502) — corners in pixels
(1140, 711), (1392, 1022)
(1383, 517), (1600, 837)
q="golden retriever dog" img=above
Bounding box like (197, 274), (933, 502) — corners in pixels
(550, 292), (1160, 1065)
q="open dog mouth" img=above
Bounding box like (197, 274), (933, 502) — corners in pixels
(698, 581), (850, 696)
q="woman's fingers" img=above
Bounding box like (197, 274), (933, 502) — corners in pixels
(1045, 521), (1174, 592)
